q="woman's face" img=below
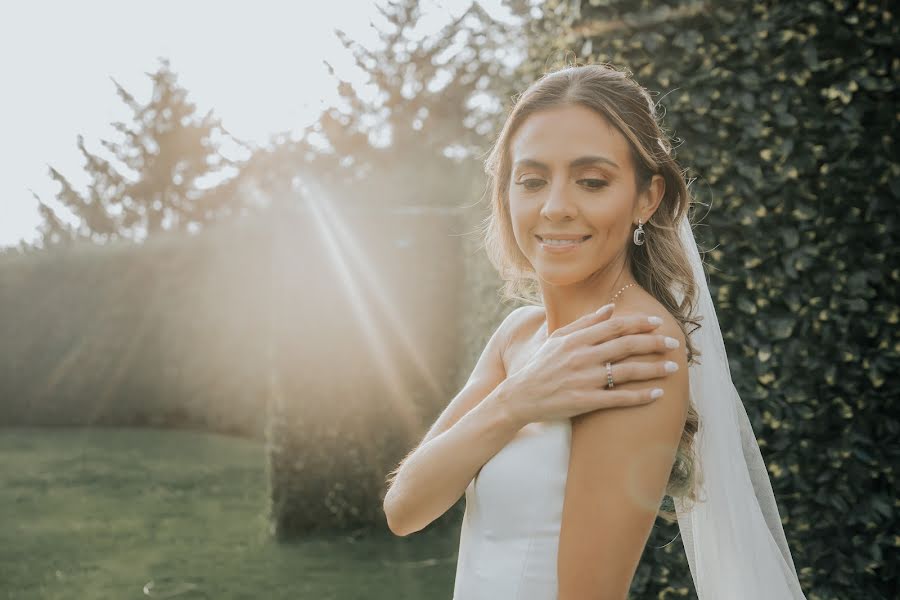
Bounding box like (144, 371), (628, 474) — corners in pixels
(507, 103), (656, 287)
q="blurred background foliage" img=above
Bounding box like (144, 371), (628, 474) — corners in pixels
(31, 57), (245, 245)
(1, 1), (896, 598)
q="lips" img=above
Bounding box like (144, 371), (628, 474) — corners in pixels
(535, 234), (592, 242)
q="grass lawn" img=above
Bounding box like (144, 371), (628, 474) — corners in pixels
(0, 427), (459, 599)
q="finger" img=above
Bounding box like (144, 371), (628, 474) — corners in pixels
(594, 357), (676, 387)
(586, 332), (678, 364)
(568, 313), (663, 348)
(551, 302), (615, 338)
(577, 388), (663, 415)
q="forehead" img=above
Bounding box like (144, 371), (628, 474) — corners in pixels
(509, 104), (630, 170)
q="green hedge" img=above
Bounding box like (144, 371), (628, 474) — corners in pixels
(263, 204), (469, 537)
(513, 0), (898, 598)
(0, 217), (273, 437)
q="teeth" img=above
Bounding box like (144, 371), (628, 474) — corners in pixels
(540, 237), (588, 245)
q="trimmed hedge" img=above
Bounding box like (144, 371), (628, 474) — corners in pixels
(0, 217), (272, 437)
(264, 204), (468, 537)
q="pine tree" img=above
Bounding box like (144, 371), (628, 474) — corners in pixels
(35, 57), (239, 247)
(240, 0), (524, 210)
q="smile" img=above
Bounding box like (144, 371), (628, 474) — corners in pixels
(535, 234), (592, 252)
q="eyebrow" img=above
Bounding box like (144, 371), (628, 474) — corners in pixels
(512, 155), (620, 171)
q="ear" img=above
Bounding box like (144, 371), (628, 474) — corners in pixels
(637, 174), (666, 222)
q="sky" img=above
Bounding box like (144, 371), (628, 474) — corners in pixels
(0, 0), (517, 249)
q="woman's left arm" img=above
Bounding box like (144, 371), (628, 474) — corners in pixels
(557, 316), (690, 600)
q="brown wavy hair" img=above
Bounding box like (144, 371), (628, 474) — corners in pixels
(479, 61), (704, 522)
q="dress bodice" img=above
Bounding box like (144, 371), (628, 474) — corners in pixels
(452, 419), (572, 599)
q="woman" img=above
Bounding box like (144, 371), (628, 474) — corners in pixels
(383, 63), (806, 599)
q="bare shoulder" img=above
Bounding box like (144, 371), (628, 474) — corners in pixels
(576, 287), (690, 417)
(500, 305), (546, 371)
(612, 291), (686, 349)
(502, 305), (545, 341)
(414, 305), (538, 448)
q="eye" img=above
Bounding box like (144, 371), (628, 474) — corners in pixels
(514, 178), (608, 192)
(579, 178), (609, 190)
(515, 179), (545, 191)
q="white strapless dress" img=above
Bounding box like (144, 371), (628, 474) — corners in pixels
(452, 419), (572, 600)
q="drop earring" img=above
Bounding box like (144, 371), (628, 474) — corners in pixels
(633, 218), (645, 246)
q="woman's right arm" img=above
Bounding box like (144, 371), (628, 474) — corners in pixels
(383, 304), (673, 536)
(382, 307), (531, 537)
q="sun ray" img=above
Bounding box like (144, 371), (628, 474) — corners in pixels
(311, 187), (446, 400)
(301, 189), (423, 436)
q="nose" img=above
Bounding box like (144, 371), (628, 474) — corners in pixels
(539, 180), (578, 221)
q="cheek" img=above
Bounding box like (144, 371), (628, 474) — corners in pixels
(507, 200), (531, 238)
(588, 206), (623, 233)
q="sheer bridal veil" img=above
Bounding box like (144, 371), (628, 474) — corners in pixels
(672, 215), (807, 599)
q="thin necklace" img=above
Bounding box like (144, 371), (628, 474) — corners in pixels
(608, 282), (639, 305)
(541, 282), (640, 337)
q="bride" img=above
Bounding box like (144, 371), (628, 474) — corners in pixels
(383, 63), (806, 599)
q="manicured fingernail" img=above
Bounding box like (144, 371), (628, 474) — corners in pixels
(648, 316), (664, 325)
(651, 388), (664, 398)
(664, 337), (679, 349)
(664, 361), (679, 372)
(596, 303), (615, 314)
